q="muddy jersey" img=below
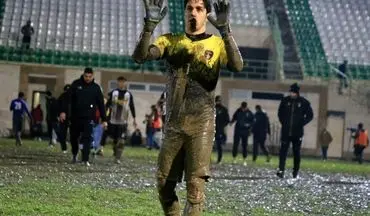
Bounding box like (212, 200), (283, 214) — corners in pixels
(107, 89), (136, 125)
(152, 33), (228, 123)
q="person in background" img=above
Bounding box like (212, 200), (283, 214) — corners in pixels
(277, 83), (313, 179)
(338, 60), (348, 95)
(152, 104), (163, 149)
(144, 112), (155, 150)
(21, 20), (34, 50)
(59, 68), (107, 166)
(230, 101), (255, 166)
(215, 95), (229, 164)
(158, 91), (166, 125)
(57, 84), (71, 153)
(31, 104), (43, 141)
(106, 76), (137, 164)
(98, 97), (110, 156)
(353, 123), (369, 164)
(46, 91), (59, 147)
(252, 105), (271, 163)
(10, 92), (32, 146)
(91, 108), (104, 158)
(131, 128), (143, 146)
(319, 126), (333, 161)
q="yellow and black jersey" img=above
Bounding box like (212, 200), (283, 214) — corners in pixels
(151, 33), (228, 118)
(153, 33), (227, 91)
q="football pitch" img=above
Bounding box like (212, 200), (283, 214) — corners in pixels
(0, 138), (369, 216)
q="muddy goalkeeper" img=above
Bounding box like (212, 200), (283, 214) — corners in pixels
(132, 0), (243, 215)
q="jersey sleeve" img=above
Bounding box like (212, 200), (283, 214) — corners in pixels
(219, 39), (228, 66)
(151, 33), (172, 58)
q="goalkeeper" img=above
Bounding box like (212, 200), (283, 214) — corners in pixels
(132, 0), (243, 215)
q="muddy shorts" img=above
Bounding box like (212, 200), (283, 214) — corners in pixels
(157, 113), (215, 182)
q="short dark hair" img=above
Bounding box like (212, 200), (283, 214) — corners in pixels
(84, 67), (93, 74)
(241, 102), (247, 108)
(46, 91), (52, 97)
(358, 123), (364, 129)
(256, 105), (262, 111)
(184, 0), (212, 13)
(117, 76), (127, 81)
(18, 92), (24, 98)
(215, 95), (221, 102)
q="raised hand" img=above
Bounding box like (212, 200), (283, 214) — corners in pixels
(207, 0), (230, 33)
(143, 0), (168, 23)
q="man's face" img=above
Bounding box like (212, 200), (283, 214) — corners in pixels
(290, 92), (298, 98)
(118, 80), (126, 89)
(185, 0), (208, 33)
(83, 73), (94, 83)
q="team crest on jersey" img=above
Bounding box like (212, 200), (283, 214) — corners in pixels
(204, 50), (214, 60)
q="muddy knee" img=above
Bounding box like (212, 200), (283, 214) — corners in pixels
(186, 177), (205, 204)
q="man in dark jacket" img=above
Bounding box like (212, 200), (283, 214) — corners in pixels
(230, 101), (255, 166)
(252, 105), (271, 163)
(59, 68), (107, 166)
(277, 83), (313, 178)
(215, 95), (229, 164)
(57, 84), (71, 153)
(46, 91), (59, 147)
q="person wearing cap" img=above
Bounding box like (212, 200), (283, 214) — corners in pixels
(277, 83), (313, 179)
(230, 101), (255, 166)
(59, 68), (107, 166)
(215, 95), (230, 164)
(57, 84), (71, 153)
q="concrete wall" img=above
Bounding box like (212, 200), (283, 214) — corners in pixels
(0, 64), (21, 130)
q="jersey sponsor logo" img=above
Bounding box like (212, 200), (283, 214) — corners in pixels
(204, 50), (214, 60)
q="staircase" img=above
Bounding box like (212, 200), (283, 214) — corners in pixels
(264, 0), (303, 79)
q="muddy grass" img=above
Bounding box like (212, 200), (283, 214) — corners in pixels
(0, 139), (369, 216)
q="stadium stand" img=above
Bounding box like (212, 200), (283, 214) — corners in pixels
(0, 0), (275, 79)
(309, 0), (370, 79)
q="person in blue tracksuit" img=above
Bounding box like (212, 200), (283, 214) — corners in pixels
(10, 92), (32, 146)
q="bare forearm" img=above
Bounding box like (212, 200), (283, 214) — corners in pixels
(223, 34), (243, 72)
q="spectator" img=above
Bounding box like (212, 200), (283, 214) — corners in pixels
(57, 84), (71, 153)
(338, 60), (348, 95)
(46, 91), (58, 147)
(230, 101), (255, 166)
(151, 104), (163, 149)
(59, 67), (107, 166)
(97, 97), (110, 156)
(158, 91), (166, 125)
(215, 95), (229, 164)
(353, 123), (369, 164)
(277, 83), (313, 179)
(31, 104), (43, 141)
(252, 105), (271, 163)
(131, 128), (143, 146)
(10, 92), (32, 146)
(21, 20), (34, 50)
(319, 127), (333, 161)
